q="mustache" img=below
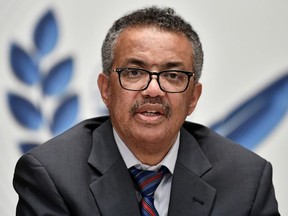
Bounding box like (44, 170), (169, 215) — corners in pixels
(130, 97), (172, 118)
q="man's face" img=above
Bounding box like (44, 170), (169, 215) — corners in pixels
(98, 26), (202, 152)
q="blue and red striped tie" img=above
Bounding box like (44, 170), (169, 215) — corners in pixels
(129, 166), (168, 216)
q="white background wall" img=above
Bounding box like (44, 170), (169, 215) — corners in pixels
(1, 0), (287, 215)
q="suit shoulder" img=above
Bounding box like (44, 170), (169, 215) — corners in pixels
(26, 116), (110, 163)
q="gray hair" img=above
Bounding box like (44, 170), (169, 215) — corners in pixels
(101, 6), (203, 82)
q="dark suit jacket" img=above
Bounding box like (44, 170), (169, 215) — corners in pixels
(13, 116), (279, 215)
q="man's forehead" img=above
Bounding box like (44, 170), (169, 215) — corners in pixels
(115, 26), (192, 53)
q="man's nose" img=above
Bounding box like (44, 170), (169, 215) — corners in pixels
(141, 75), (165, 97)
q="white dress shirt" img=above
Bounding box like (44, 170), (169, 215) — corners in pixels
(113, 128), (180, 216)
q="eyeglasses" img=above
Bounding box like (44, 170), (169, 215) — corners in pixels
(112, 68), (195, 93)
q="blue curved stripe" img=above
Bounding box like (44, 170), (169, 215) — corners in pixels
(211, 73), (288, 149)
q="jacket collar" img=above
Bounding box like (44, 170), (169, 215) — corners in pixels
(87, 117), (216, 216)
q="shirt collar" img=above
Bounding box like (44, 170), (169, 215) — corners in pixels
(113, 128), (180, 174)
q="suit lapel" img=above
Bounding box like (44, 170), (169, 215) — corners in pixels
(87, 120), (140, 216)
(168, 128), (216, 216)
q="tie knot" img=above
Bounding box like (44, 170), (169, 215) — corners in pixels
(129, 166), (168, 197)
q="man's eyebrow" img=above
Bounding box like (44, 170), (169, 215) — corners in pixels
(125, 58), (147, 67)
(164, 62), (186, 69)
(124, 59), (187, 70)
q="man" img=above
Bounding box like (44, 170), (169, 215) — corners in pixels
(13, 6), (279, 216)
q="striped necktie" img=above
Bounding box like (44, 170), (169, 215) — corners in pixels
(129, 166), (168, 216)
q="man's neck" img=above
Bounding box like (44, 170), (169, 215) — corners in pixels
(113, 127), (180, 167)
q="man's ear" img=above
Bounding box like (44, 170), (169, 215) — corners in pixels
(97, 73), (110, 107)
(187, 82), (202, 115)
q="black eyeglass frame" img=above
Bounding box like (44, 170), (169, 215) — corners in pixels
(112, 68), (195, 93)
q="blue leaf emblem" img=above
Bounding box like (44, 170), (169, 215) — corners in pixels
(42, 58), (73, 95)
(51, 95), (79, 135)
(10, 43), (40, 85)
(20, 142), (39, 153)
(211, 73), (288, 149)
(8, 9), (79, 152)
(33, 10), (58, 56)
(7, 93), (43, 129)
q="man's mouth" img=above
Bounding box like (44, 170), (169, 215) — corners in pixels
(140, 110), (163, 116)
(130, 97), (172, 119)
(135, 104), (165, 116)
(134, 106), (166, 124)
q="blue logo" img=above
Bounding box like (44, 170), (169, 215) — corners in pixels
(7, 10), (79, 153)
